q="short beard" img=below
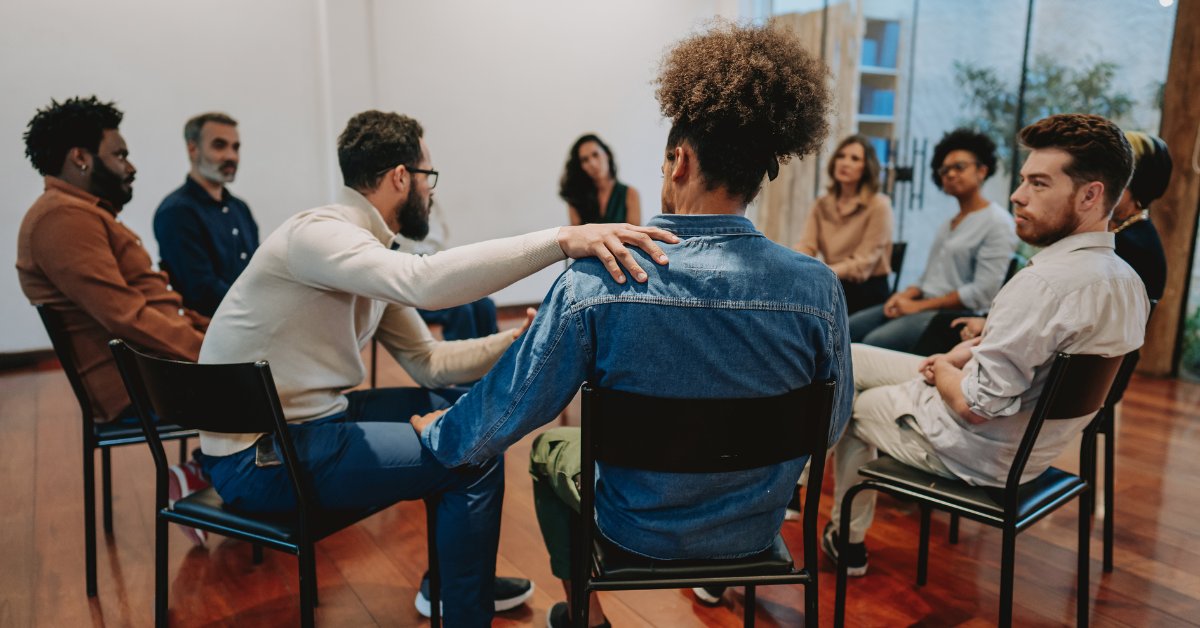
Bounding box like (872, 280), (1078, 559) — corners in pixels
(90, 157), (133, 207)
(1020, 214), (1080, 248)
(397, 185), (430, 240)
(197, 155), (236, 184)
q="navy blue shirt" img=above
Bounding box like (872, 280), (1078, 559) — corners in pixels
(154, 176), (259, 316)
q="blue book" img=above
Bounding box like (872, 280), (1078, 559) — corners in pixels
(880, 22), (900, 68)
(875, 89), (894, 116)
(859, 86), (875, 114)
(870, 137), (889, 165)
(861, 38), (879, 67)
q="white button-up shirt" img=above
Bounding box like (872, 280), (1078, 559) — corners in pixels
(909, 230), (1148, 486)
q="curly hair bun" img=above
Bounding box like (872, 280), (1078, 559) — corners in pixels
(655, 20), (831, 165)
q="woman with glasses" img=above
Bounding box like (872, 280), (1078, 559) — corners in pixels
(796, 134), (894, 314)
(848, 128), (1016, 352)
(559, 134), (641, 226)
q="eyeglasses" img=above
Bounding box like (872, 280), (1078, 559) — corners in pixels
(937, 161), (978, 178)
(376, 165), (439, 189)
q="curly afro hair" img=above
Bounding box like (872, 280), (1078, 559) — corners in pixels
(929, 129), (998, 190)
(24, 96), (124, 177)
(337, 110), (424, 192)
(656, 21), (831, 203)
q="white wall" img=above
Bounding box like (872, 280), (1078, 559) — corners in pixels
(0, 0), (740, 353)
(365, 0), (736, 305)
(0, 0), (336, 352)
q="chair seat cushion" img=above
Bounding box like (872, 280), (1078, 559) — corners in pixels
(594, 532), (795, 580)
(169, 487), (383, 545)
(858, 456), (1085, 525)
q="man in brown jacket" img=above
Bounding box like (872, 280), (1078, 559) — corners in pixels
(16, 96), (210, 544)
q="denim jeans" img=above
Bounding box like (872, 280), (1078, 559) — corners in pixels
(848, 303), (938, 353)
(203, 386), (502, 627)
(418, 297), (499, 340)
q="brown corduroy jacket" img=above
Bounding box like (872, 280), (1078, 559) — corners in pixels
(16, 177), (207, 422)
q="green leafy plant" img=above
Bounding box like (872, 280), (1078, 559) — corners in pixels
(954, 54), (1135, 167)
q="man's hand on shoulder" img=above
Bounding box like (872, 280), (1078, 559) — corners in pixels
(556, 223), (678, 284)
(411, 409), (447, 436)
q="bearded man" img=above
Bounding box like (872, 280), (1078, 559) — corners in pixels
(196, 109), (677, 626)
(153, 112), (259, 317)
(824, 113), (1149, 578)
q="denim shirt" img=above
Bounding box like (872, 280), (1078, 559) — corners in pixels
(421, 214), (853, 560)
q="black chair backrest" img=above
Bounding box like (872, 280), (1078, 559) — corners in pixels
(584, 381), (837, 474)
(35, 304), (96, 422)
(109, 339), (283, 435)
(890, 241), (908, 294)
(1005, 352), (1124, 497)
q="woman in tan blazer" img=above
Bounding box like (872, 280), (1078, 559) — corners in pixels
(795, 134), (894, 314)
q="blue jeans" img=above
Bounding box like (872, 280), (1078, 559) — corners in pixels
(418, 297), (499, 341)
(203, 387), (502, 627)
(848, 304), (939, 353)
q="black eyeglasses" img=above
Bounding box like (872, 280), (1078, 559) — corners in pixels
(937, 161), (979, 178)
(376, 165), (439, 189)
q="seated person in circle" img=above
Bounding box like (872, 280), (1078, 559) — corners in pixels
(955, 129), (1171, 342)
(560, 134), (641, 226)
(796, 134), (894, 314)
(412, 23), (849, 627)
(848, 129), (1016, 352)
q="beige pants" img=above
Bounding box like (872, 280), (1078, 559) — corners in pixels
(829, 344), (957, 543)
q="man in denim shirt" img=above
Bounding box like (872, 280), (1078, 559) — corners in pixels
(414, 23), (851, 627)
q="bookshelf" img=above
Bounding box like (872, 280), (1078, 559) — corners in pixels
(856, 18), (902, 171)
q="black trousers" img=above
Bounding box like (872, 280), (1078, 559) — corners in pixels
(841, 275), (891, 316)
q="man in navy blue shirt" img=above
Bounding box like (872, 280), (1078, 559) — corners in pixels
(154, 112), (259, 316)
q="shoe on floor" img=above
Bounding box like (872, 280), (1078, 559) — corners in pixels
(692, 585), (727, 606)
(415, 574), (534, 617)
(783, 483), (803, 520)
(821, 522), (868, 577)
(167, 460), (209, 547)
(546, 601), (612, 628)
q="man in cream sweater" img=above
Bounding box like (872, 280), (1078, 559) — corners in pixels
(197, 110), (675, 627)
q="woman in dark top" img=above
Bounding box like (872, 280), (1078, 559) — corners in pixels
(559, 134), (641, 226)
(1112, 131), (1171, 301)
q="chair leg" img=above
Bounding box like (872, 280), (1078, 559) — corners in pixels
(178, 436), (189, 465)
(744, 584), (756, 627)
(948, 512), (960, 545)
(426, 497), (441, 628)
(835, 484), (866, 628)
(917, 505), (931, 586)
(805, 576), (819, 628)
(1103, 430), (1115, 573)
(999, 527), (1017, 628)
(570, 514), (588, 628)
(299, 547), (317, 628)
(1079, 487), (1092, 627)
(84, 443), (98, 597)
(101, 447), (114, 535)
(252, 543), (264, 565)
(155, 517), (169, 628)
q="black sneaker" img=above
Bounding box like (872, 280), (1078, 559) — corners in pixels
(546, 601), (611, 628)
(414, 573), (534, 617)
(692, 586), (727, 606)
(783, 484), (803, 521)
(821, 522), (868, 577)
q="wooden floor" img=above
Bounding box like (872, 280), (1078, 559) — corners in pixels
(2, 339), (1199, 626)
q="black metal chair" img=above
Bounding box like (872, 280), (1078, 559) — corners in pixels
(34, 304), (194, 597)
(889, 241), (908, 294)
(109, 339), (441, 628)
(833, 352), (1125, 628)
(572, 381), (837, 628)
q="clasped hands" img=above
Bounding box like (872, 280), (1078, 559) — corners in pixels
(917, 336), (981, 385)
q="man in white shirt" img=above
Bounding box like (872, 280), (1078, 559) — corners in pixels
(824, 113), (1148, 577)
(197, 110), (676, 626)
